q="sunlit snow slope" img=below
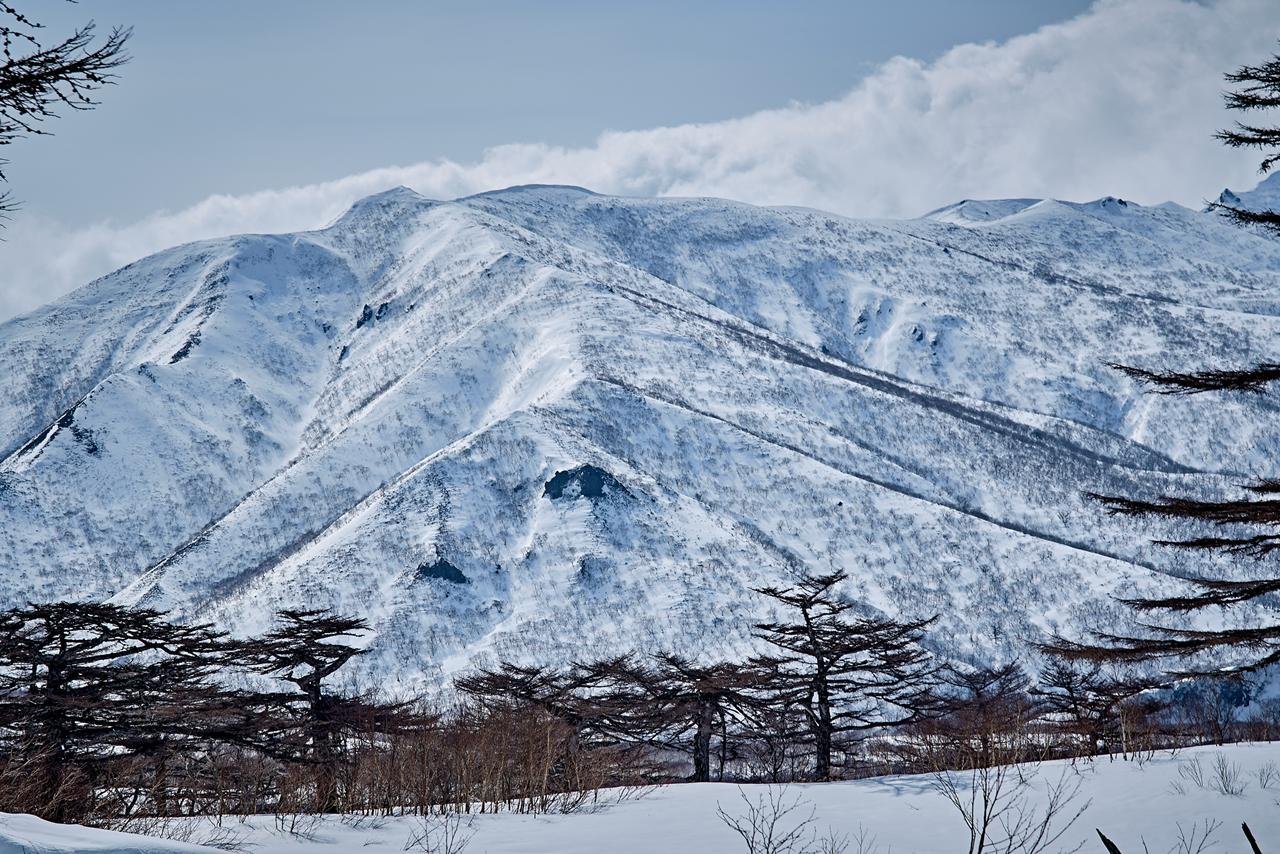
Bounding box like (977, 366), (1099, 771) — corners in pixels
(4, 180), (1280, 687)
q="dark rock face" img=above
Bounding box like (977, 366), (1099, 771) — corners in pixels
(542, 465), (628, 500)
(414, 558), (469, 584)
(169, 331), (201, 364)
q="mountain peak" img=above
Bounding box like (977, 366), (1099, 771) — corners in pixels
(1212, 170), (1280, 214)
(921, 197), (1042, 224)
(463, 183), (599, 199)
(6, 189), (1280, 684)
(327, 185), (435, 230)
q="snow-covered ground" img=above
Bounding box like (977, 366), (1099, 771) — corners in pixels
(7, 743), (1280, 853)
(0, 813), (217, 853)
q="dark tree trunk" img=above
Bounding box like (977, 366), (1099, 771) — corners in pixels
(38, 666), (68, 822)
(814, 680), (833, 781)
(692, 700), (714, 782)
(717, 715), (728, 782)
(310, 689), (339, 813)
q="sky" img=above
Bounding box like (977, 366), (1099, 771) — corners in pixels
(0, 0), (1275, 322)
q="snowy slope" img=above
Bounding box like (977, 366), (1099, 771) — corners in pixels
(1215, 170), (1280, 218)
(7, 743), (1280, 853)
(0, 812), (219, 853)
(3, 183), (1280, 687)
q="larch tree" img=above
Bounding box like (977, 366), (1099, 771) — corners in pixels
(1044, 45), (1280, 673)
(752, 571), (936, 781)
(0, 601), (228, 822)
(454, 656), (636, 787)
(1, 3), (130, 218)
(239, 608), (373, 814)
(1032, 658), (1165, 757)
(1209, 46), (1280, 234)
(618, 654), (767, 783)
(928, 663), (1039, 769)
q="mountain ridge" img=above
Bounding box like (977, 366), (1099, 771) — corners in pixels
(3, 182), (1280, 688)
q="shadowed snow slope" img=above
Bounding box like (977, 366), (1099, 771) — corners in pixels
(3, 184), (1280, 688)
(0, 812), (218, 852)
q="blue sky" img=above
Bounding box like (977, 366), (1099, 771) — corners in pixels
(1, 0), (1275, 321)
(14, 1), (1093, 225)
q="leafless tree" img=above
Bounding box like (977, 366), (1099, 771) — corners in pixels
(1043, 48), (1280, 674)
(1, 3), (130, 218)
(752, 571), (936, 780)
(0, 601), (237, 822)
(239, 608), (380, 813)
(618, 654), (767, 782)
(1031, 659), (1165, 758)
(454, 656), (646, 789)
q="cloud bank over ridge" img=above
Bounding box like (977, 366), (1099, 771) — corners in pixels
(3, 0), (1275, 322)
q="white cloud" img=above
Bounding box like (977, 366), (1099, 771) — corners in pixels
(1, 0), (1274, 322)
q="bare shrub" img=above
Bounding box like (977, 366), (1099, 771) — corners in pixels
(1177, 757), (1207, 790)
(848, 826), (888, 854)
(340, 812), (389, 830)
(900, 664), (1089, 854)
(815, 829), (851, 854)
(1171, 819), (1222, 854)
(97, 816), (251, 852)
(1208, 754), (1248, 797)
(929, 764), (1089, 854)
(1256, 760), (1279, 790)
(272, 811), (323, 842)
(404, 812), (477, 854)
(717, 786), (817, 854)
(715, 786), (866, 854)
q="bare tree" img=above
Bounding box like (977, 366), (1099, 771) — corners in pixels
(932, 664), (1039, 768)
(752, 571), (936, 780)
(0, 601), (229, 822)
(240, 608), (373, 813)
(1031, 659), (1165, 758)
(1039, 47), (1280, 676)
(1, 3), (130, 217)
(619, 654), (766, 782)
(454, 657), (637, 789)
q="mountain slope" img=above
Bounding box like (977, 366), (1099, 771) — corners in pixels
(3, 184), (1280, 687)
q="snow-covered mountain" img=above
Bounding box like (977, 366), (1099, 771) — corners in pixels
(3, 183), (1280, 688)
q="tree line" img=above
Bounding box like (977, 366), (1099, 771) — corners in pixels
(2, 570), (1269, 829)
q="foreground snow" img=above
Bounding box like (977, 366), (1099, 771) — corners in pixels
(7, 743), (1280, 853)
(0, 813), (215, 853)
